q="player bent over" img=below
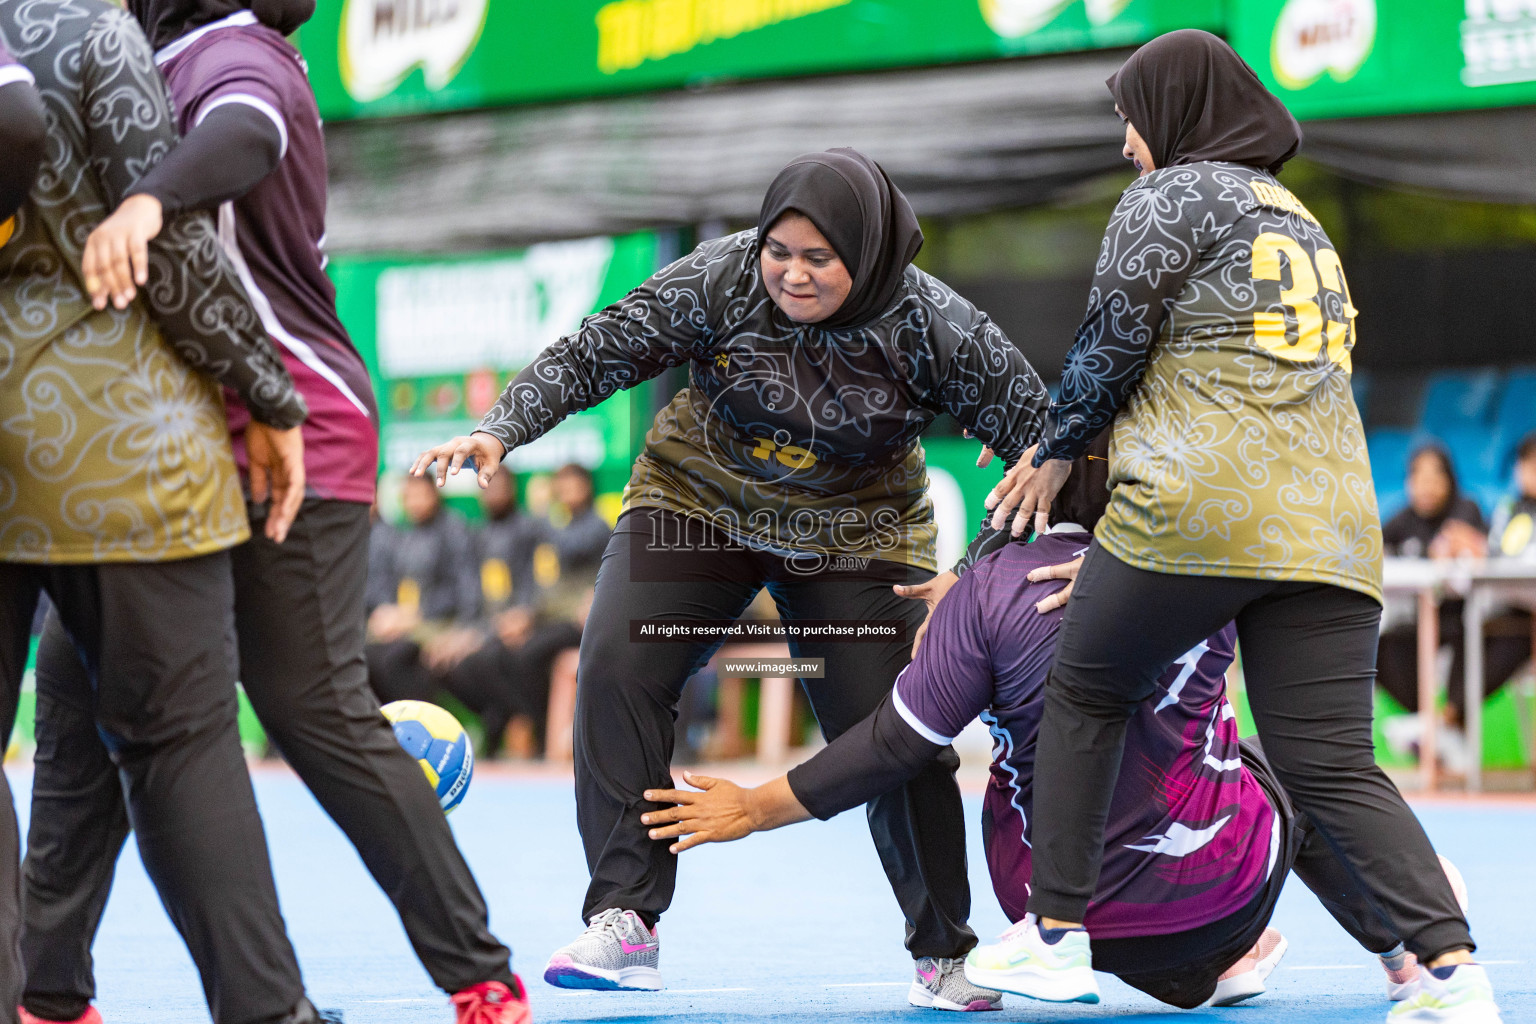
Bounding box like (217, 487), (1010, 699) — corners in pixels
(642, 440), (1449, 1012)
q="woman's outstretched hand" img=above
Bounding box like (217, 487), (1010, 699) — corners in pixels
(410, 431), (507, 488)
(1027, 556), (1084, 614)
(985, 443), (1072, 538)
(642, 773), (809, 854)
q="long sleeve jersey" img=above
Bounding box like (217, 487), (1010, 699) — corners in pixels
(0, 44), (43, 223)
(476, 231), (1049, 573)
(788, 530), (1279, 939)
(0, 0), (305, 564)
(153, 12), (379, 503)
(1034, 163), (1381, 602)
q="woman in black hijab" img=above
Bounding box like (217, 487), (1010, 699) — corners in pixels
(414, 148), (1048, 1007)
(975, 30), (1500, 1022)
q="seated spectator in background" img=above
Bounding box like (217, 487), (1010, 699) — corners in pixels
(477, 471), (546, 612)
(1377, 443), (1525, 770)
(1489, 431), (1536, 562)
(437, 471), (579, 758)
(536, 464), (611, 589)
(439, 590), (588, 759)
(362, 472), (592, 758)
(366, 474), (481, 705)
(1382, 444), (1487, 559)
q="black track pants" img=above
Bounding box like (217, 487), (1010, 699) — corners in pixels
(1025, 543), (1474, 962)
(21, 501), (513, 1023)
(1, 555), (305, 1024)
(575, 509), (976, 958)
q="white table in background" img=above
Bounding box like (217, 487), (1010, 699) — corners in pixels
(1381, 557), (1536, 793)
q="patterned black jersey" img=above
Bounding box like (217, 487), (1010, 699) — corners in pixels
(477, 231), (1048, 572)
(1036, 163), (1381, 601)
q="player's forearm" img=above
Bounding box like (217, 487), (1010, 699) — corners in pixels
(146, 213), (308, 429)
(129, 104), (284, 215)
(786, 695), (942, 820)
(745, 776), (813, 832)
(0, 80), (46, 222)
(1034, 189), (1195, 466)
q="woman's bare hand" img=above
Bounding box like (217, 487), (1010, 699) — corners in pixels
(246, 421), (305, 543)
(893, 570), (958, 657)
(986, 444), (1072, 538)
(1027, 556), (1084, 614)
(83, 194), (163, 310)
(641, 772), (761, 854)
(410, 431), (507, 488)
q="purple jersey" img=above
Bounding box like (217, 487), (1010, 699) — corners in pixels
(896, 530), (1279, 938)
(156, 13), (378, 503)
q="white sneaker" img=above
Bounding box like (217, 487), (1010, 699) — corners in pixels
(543, 908), (662, 991)
(1209, 927), (1287, 1006)
(1387, 963), (1504, 1024)
(908, 956), (1003, 1011)
(963, 915), (1100, 1004)
(1380, 854), (1470, 1003)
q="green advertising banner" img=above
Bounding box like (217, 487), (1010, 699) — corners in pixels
(299, 0), (1221, 120)
(331, 232), (663, 504)
(1231, 0), (1536, 120)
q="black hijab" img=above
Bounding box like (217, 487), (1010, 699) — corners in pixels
(756, 148), (923, 331)
(1050, 428), (1113, 533)
(1108, 29), (1302, 175)
(131, 0), (315, 50)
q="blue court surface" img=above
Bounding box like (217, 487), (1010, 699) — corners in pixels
(13, 767), (1533, 1024)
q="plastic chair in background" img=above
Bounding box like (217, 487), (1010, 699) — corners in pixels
(1419, 367), (1502, 438)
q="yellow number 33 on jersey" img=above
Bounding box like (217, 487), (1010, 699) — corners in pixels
(1250, 232), (1358, 373)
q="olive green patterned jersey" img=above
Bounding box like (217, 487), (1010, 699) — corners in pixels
(1034, 162), (1382, 601)
(0, 1), (304, 564)
(477, 231), (1049, 573)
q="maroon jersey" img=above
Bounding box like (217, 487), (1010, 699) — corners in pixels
(896, 530), (1279, 938)
(156, 12), (378, 503)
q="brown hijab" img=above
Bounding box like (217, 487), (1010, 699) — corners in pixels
(1108, 29), (1302, 175)
(756, 148), (924, 331)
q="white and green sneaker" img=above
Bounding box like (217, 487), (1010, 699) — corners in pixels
(962, 915), (1100, 1004)
(1387, 963), (1504, 1024)
(909, 956), (1003, 1012)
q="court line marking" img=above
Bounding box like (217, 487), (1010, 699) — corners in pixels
(1289, 965), (1367, 970)
(825, 982), (909, 988)
(665, 987), (755, 993)
(358, 998), (438, 1003)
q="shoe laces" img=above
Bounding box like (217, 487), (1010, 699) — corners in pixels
(927, 956), (962, 977)
(586, 907), (647, 941)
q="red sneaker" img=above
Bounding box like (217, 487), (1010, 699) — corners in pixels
(18, 1008), (103, 1024)
(450, 978), (531, 1024)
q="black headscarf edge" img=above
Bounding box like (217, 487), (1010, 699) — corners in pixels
(130, 0), (315, 50)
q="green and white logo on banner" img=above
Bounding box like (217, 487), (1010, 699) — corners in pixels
(1234, 0), (1536, 118)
